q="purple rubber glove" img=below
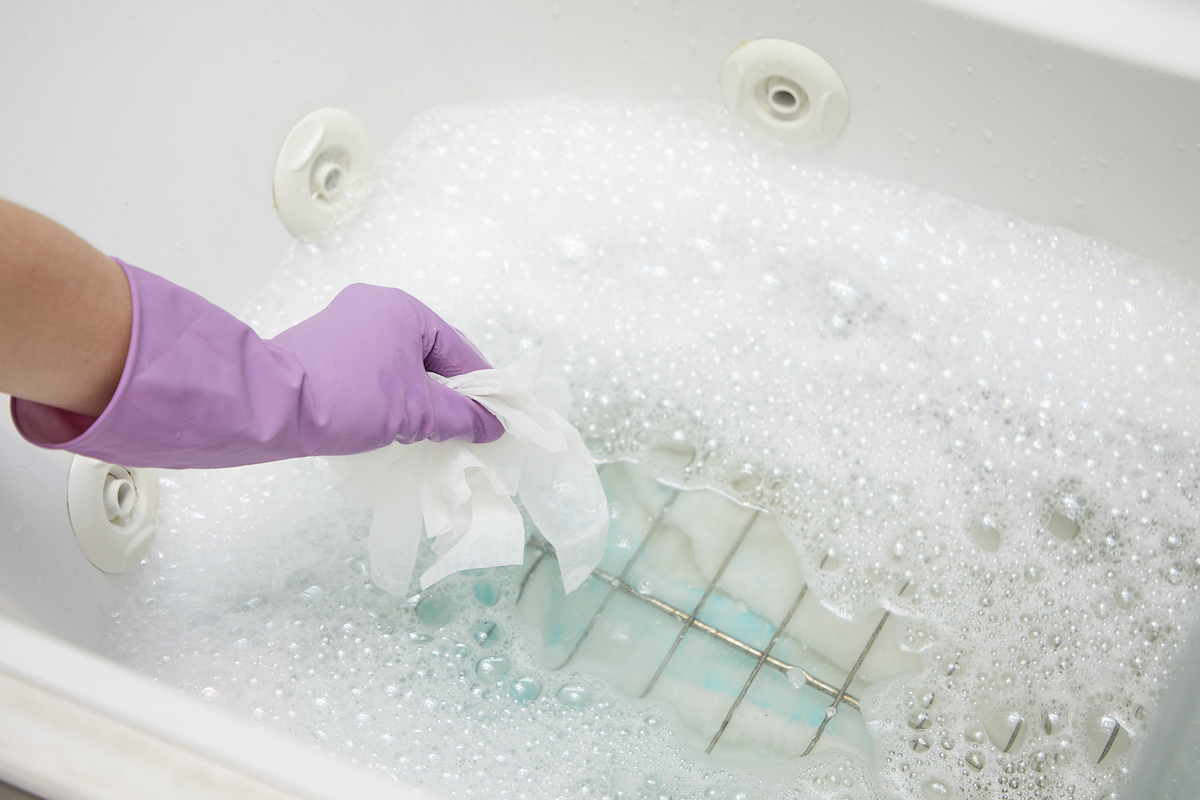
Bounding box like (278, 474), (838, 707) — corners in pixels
(10, 259), (504, 469)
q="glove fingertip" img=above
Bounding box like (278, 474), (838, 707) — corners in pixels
(422, 380), (504, 444)
(472, 403), (505, 444)
(426, 326), (493, 377)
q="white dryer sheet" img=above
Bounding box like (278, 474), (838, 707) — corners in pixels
(330, 349), (609, 595)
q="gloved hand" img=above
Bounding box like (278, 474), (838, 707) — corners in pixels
(10, 258), (504, 469)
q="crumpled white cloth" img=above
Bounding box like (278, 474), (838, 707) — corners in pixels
(330, 348), (609, 595)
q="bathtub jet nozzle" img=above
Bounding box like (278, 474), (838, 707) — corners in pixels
(720, 38), (850, 148)
(273, 108), (373, 239)
(67, 456), (159, 573)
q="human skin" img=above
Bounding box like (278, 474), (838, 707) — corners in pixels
(0, 199), (132, 417)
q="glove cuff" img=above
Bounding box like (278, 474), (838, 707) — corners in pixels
(12, 258), (307, 469)
(10, 256), (143, 456)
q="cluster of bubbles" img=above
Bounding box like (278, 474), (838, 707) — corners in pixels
(105, 96), (1199, 799)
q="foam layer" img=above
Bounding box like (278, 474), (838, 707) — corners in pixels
(105, 96), (1200, 800)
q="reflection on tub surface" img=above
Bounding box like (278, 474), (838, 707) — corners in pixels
(103, 96), (1200, 799)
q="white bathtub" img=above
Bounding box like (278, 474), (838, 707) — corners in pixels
(2, 1), (1199, 798)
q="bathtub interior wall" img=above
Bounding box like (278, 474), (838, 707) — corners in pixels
(2, 0), (1200, 797)
(2, 0), (1199, 318)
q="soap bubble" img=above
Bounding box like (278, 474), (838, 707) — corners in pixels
(415, 595), (454, 627)
(556, 684), (593, 708)
(472, 621), (503, 647)
(511, 676), (542, 703)
(475, 655), (512, 681)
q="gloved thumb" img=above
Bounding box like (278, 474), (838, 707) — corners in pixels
(423, 378), (505, 444)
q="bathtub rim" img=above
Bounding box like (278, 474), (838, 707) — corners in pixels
(0, 615), (431, 800)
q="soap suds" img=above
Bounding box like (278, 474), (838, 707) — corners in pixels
(105, 96), (1199, 800)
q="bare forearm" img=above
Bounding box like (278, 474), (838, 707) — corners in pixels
(0, 199), (132, 417)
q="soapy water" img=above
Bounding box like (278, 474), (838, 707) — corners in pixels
(103, 96), (1200, 799)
